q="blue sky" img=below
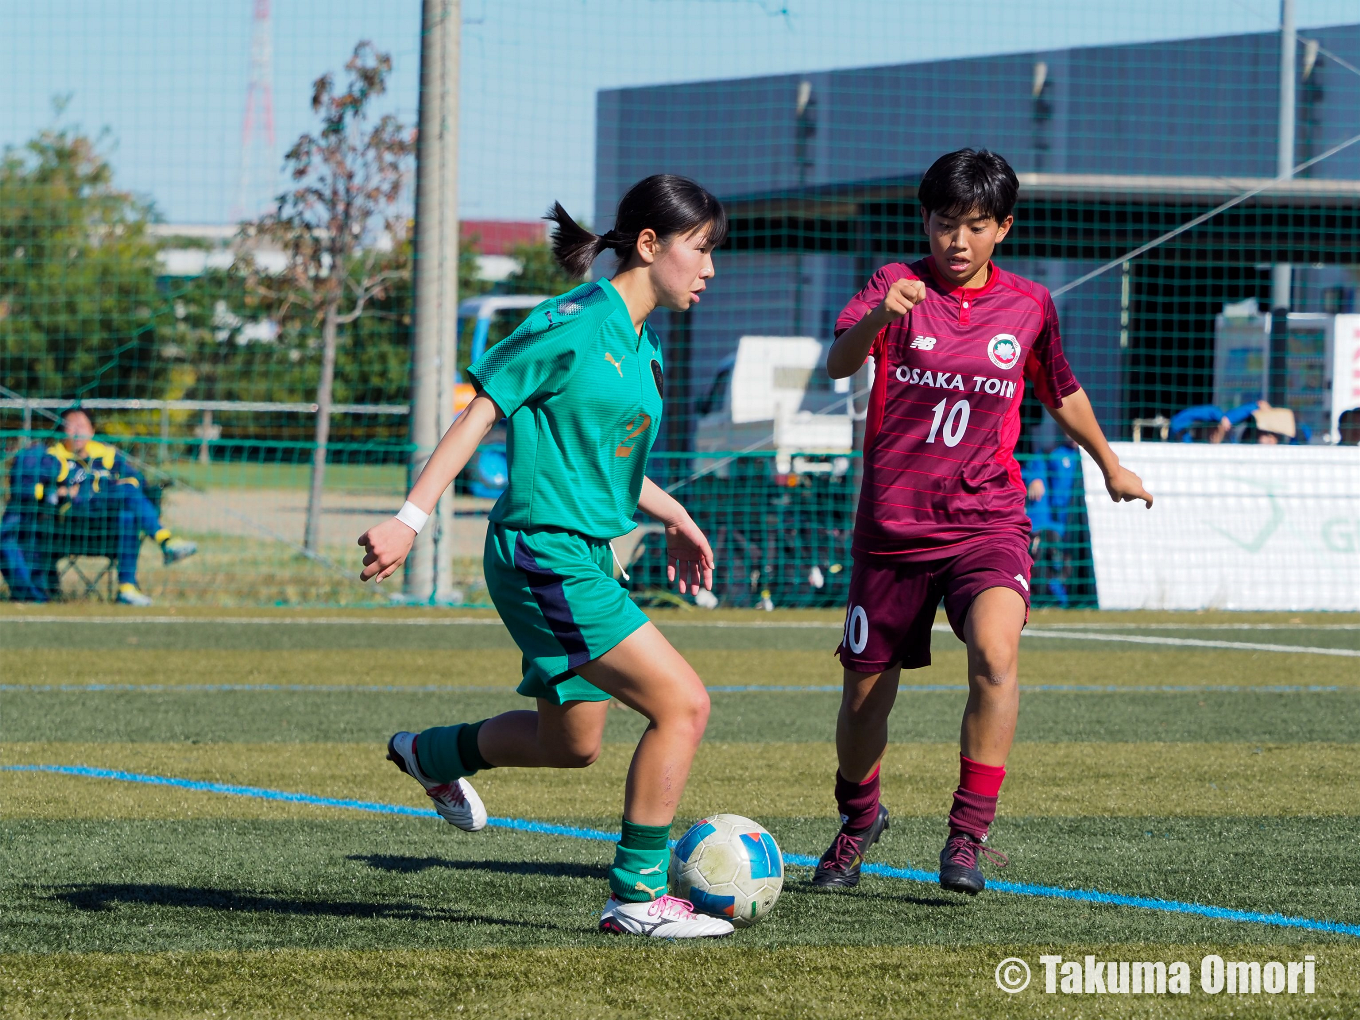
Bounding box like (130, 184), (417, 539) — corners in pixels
(3, 0), (1357, 225)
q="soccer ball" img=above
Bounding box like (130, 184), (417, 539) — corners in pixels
(670, 814), (784, 928)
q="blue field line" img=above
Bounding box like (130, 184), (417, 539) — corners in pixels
(7, 762), (1360, 939)
(1, 764), (621, 841)
(0, 682), (1349, 695)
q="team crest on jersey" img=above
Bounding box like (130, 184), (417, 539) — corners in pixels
(987, 334), (1021, 371)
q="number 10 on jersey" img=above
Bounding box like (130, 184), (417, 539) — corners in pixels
(926, 398), (970, 448)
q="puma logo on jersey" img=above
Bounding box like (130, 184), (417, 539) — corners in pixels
(605, 352), (625, 376)
(910, 335), (937, 350)
(1015, 574), (1029, 591)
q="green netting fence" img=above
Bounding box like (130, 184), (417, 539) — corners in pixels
(2, 2), (1358, 610)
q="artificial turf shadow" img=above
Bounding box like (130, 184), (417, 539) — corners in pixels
(4, 816), (1357, 953)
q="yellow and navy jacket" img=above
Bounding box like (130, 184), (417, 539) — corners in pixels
(4, 444), (49, 513)
(32, 441), (144, 508)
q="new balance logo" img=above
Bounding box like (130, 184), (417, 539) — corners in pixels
(910, 335), (938, 350)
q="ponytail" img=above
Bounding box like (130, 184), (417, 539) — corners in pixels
(546, 174), (727, 279)
(546, 202), (611, 279)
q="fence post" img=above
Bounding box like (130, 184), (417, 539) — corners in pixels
(406, 0), (460, 603)
(199, 409), (213, 465)
(1269, 0), (1295, 406)
(159, 404), (170, 463)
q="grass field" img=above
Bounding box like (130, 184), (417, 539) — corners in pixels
(159, 460), (406, 494)
(3, 606), (1359, 1017)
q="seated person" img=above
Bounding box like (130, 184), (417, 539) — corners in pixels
(1, 443), (58, 602)
(38, 408), (197, 605)
(1170, 401), (1260, 443)
(1246, 405), (1310, 445)
(1337, 407), (1360, 446)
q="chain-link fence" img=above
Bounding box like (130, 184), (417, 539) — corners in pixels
(2, 2), (1358, 609)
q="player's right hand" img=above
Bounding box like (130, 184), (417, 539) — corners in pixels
(875, 277), (927, 321)
(358, 517), (418, 583)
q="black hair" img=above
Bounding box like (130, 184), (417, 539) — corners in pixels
(918, 149), (1019, 223)
(61, 406), (95, 430)
(546, 174), (728, 279)
(1338, 407), (1360, 445)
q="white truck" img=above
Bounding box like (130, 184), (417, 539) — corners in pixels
(693, 336), (869, 477)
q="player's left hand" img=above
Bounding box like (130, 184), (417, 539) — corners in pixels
(663, 513), (715, 594)
(1104, 464), (1153, 508)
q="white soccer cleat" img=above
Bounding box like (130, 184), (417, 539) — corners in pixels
(599, 894), (735, 938)
(386, 731), (487, 832)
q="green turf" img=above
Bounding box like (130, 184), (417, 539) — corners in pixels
(4, 617), (1358, 652)
(3, 610), (1358, 1017)
(5, 946), (1357, 1019)
(164, 460), (406, 493)
(4, 816), (1356, 952)
(9, 740), (1357, 820)
(6, 688), (1360, 744)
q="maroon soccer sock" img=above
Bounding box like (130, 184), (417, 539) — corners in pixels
(835, 766), (881, 832)
(947, 754), (1006, 840)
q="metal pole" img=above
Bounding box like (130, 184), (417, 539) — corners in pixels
(406, 0), (460, 603)
(1269, 0), (1296, 406)
(199, 409), (213, 465)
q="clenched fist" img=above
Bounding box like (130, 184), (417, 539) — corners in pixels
(875, 277), (927, 322)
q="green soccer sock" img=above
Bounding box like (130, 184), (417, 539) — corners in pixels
(415, 720), (492, 783)
(608, 819), (671, 903)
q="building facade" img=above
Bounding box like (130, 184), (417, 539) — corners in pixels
(596, 23), (1360, 447)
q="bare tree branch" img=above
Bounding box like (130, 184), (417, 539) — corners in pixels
(231, 41), (415, 553)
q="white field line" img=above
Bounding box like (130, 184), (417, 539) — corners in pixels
(0, 615), (512, 626)
(1032, 623), (1360, 631)
(0, 616), (1356, 656)
(1022, 627), (1360, 658)
(2, 615), (1357, 631)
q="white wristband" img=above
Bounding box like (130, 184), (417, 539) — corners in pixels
(395, 500), (430, 534)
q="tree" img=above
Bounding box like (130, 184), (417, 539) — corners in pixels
(239, 42), (415, 554)
(0, 127), (164, 404)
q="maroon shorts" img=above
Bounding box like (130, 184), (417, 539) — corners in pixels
(836, 537), (1032, 672)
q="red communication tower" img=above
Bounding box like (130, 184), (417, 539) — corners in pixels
(232, 0), (275, 220)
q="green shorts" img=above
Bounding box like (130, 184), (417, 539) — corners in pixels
(484, 523), (650, 704)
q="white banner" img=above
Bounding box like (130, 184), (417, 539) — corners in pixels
(1082, 442), (1360, 611)
(1333, 314), (1360, 435)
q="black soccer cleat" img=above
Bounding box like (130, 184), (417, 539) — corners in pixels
(812, 804), (890, 889)
(938, 830), (1008, 895)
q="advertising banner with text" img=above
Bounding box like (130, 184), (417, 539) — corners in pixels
(1082, 443), (1360, 611)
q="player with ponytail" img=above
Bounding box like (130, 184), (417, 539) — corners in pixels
(359, 174), (732, 938)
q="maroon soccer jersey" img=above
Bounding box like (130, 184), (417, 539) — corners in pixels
(836, 258), (1080, 560)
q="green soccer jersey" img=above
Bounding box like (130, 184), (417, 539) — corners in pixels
(468, 278), (664, 540)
